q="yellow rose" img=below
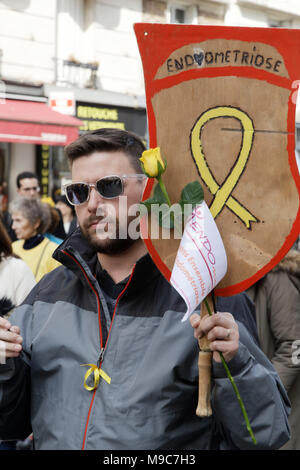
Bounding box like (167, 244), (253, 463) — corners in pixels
(139, 147), (166, 178)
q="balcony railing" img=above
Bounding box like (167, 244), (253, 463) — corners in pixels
(55, 58), (99, 89)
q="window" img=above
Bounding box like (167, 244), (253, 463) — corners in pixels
(268, 18), (291, 28)
(56, 0), (97, 88)
(169, 4), (198, 25)
(170, 5), (186, 24)
(172, 6), (185, 23)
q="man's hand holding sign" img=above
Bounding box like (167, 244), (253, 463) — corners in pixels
(190, 311), (239, 364)
(139, 145), (255, 441)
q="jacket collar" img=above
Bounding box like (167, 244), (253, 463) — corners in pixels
(53, 226), (161, 295)
(54, 227), (97, 269)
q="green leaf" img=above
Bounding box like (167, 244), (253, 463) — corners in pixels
(141, 184), (175, 229)
(140, 196), (158, 211)
(141, 183), (167, 211)
(179, 181), (204, 223)
(180, 181), (204, 207)
(154, 182), (169, 205)
(159, 206), (175, 229)
(156, 159), (166, 177)
(141, 182), (198, 231)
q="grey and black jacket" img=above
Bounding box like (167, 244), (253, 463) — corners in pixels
(0, 228), (290, 450)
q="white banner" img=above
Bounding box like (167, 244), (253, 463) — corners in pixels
(170, 201), (227, 321)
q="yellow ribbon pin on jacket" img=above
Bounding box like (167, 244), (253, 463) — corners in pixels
(81, 364), (111, 391)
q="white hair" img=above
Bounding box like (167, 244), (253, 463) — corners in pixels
(10, 198), (51, 234)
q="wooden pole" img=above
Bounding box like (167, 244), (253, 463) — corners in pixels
(196, 295), (214, 417)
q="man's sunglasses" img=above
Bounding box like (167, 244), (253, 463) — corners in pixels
(63, 174), (147, 206)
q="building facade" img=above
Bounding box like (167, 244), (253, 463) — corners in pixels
(0, 0), (300, 202)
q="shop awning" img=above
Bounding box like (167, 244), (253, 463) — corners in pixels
(0, 99), (83, 146)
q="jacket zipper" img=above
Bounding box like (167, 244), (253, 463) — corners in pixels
(97, 347), (105, 367)
(61, 249), (136, 450)
(62, 250), (103, 350)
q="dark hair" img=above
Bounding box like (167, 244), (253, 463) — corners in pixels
(16, 171), (39, 189)
(64, 128), (146, 173)
(46, 206), (60, 234)
(0, 218), (12, 261)
(55, 195), (76, 215)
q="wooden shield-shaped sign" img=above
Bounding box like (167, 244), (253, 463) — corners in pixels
(135, 24), (300, 296)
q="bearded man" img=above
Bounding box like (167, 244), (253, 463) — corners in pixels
(0, 128), (290, 450)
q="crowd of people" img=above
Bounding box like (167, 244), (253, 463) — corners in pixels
(0, 172), (77, 283)
(0, 171), (77, 449)
(0, 129), (298, 450)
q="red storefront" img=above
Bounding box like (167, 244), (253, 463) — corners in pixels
(0, 99), (82, 203)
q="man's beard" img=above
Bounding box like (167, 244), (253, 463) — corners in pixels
(80, 215), (140, 255)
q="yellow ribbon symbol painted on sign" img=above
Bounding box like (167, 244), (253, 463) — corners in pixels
(81, 363), (111, 391)
(190, 106), (258, 229)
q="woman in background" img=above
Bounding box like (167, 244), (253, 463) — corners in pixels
(11, 198), (61, 282)
(55, 195), (77, 239)
(44, 205), (64, 245)
(0, 219), (36, 316)
(0, 219), (36, 450)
